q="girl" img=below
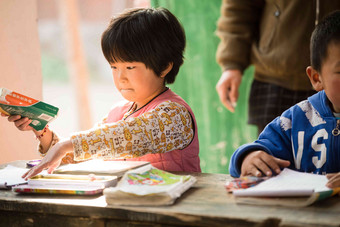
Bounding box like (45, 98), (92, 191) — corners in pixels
(3, 8), (201, 179)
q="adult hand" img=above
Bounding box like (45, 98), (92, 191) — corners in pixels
(326, 173), (340, 188)
(22, 139), (73, 180)
(241, 150), (290, 177)
(3, 114), (33, 131)
(216, 69), (242, 112)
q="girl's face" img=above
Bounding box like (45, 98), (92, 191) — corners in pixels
(111, 62), (166, 108)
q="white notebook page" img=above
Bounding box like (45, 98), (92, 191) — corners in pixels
(0, 165), (28, 188)
(233, 168), (330, 197)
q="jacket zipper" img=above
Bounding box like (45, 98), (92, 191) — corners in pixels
(332, 119), (340, 172)
(332, 119), (340, 136)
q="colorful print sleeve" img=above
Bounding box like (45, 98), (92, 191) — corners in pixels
(70, 101), (194, 161)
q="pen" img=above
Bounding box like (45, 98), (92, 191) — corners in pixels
(26, 159), (41, 168)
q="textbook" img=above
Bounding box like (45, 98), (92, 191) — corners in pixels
(0, 87), (59, 131)
(54, 159), (150, 177)
(231, 168), (340, 207)
(104, 164), (197, 206)
(12, 174), (117, 195)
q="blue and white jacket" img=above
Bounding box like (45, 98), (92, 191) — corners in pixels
(229, 91), (340, 177)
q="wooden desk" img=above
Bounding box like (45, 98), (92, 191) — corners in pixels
(1, 161), (340, 227)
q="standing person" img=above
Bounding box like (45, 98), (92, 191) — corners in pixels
(1, 7), (201, 179)
(215, 0), (340, 134)
(229, 10), (340, 189)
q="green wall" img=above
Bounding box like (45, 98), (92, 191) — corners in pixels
(152, 0), (257, 173)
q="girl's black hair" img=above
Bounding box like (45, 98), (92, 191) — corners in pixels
(101, 8), (186, 84)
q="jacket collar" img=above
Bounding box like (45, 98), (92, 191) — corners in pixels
(308, 90), (333, 118)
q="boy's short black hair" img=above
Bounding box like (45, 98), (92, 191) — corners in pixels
(101, 8), (186, 84)
(310, 10), (340, 72)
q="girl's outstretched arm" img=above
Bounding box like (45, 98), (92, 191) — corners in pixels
(22, 139), (74, 179)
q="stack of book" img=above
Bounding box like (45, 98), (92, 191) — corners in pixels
(104, 164), (197, 206)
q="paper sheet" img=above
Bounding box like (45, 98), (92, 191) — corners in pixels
(0, 165), (28, 188)
(233, 168), (330, 197)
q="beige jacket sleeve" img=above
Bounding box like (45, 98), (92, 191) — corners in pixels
(216, 0), (264, 72)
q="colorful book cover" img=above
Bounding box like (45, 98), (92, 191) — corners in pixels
(12, 184), (105, 195)
(0, 87), (59, 130)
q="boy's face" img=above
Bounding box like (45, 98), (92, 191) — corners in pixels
(110, 62), (166, 108)
(318, 41), (340, 113)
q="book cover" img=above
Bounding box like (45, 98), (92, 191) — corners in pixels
(12, 174), (117, 195)
(0, 87), (59, 131)
(104, 164), (197, 206)
(12, 184), (105, 195)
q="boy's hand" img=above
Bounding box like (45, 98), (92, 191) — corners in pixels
(326, 173), (340, 188)
(4, 114), (33, 131)
(241, 150), (290, 177)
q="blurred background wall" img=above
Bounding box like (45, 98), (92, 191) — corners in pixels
(0, 0), (42, 163)
(37, 0), (149, 136)
(1, 0), (257, 173)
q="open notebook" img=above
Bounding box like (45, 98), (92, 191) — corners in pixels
(231, 168), (340, 207)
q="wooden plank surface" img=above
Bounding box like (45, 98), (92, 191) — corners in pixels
(1, 161), (340, 226)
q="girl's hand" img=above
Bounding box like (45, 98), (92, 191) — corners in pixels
(22, 139), (74, 180)
(326, 173), (340, 188)
(241, 150), (290, 177)
(4, 114), (33, 131)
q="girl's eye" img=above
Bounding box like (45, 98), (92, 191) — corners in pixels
(111, 66), (117, 69)
(127, 66), (135, 70)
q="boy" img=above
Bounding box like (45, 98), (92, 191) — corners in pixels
(229, 10), (340, 188)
